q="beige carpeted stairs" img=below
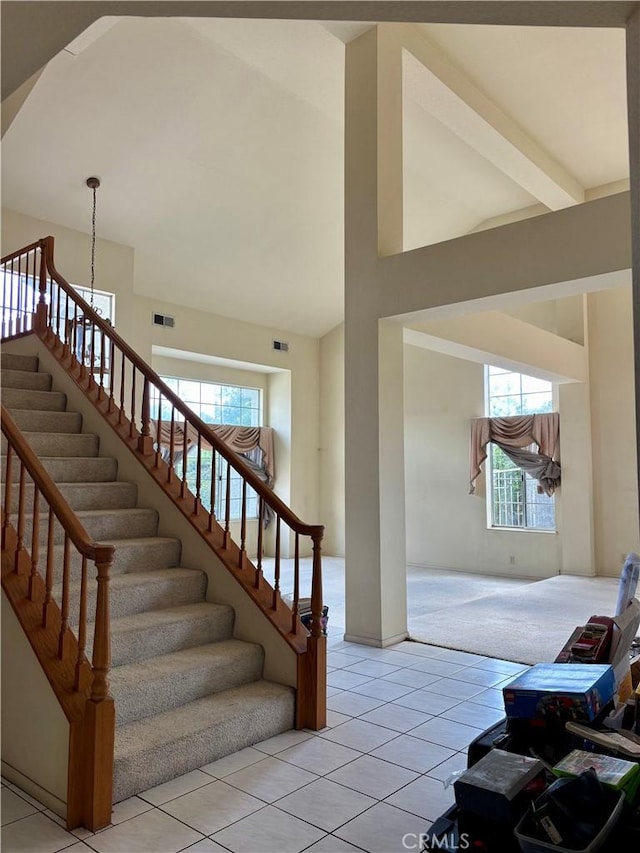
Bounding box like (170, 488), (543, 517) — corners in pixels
(1, 352), (294, 802)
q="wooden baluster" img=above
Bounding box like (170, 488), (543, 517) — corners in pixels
(29, 249), (37, 327)
(118, 350), (126, 424)
(2, 445), (12, 550)
(129, 369), (137, 438)
(34, 242), (48, 333)
(291, 532), (300, 633)
(58, 533), (71, 659)
(309, 533), (324, 639)
(2, 259), (7, 337)
(255, 497), (264, 588)
(16, 253), (23, 333)
(14, 462), (26, 573)
(239, 479), (247, 568)
(168, 406), (176, 483)
(273, 516), (281, 609)
(55, 278), (62, 339)
(42, 509), (56, 628)
(75, 556), (88, 691)
(155, 390), (163, 468)
(138, 376), (152, 453)
(29, 485), (40, 600)
(9, 257), (15, 335)
(89, 318), (95, 375)
(208, 449), (217, 531)
(194, 433), (202, 514)
(62, 290), (70, 358)
(108, 337), (116, 410)
(98, 328), (106, 397)
(181, 420), (188, 498)
(223, 461), (231, 548)
(90, 555), (112, 703)
(71, 301), (78, 364)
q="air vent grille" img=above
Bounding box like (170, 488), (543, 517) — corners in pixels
(153, 313), (175, 328)
(273, 340), (289, 352)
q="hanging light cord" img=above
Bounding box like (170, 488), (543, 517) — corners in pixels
(86, 176), (100, 310)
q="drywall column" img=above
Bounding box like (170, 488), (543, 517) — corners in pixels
(344, 27), (408, 645)
(627, 8), (640, 535)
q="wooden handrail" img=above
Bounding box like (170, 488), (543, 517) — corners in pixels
(37, 237), (324, 542)
(0, 239), (42, 263)
(2, 235), (326, 735)
(1, 406), (114, 565)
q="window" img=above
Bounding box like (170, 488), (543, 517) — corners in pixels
(486, 366), (556, 531)
(155, 376), (262, 520)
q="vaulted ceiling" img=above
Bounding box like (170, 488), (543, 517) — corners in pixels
(1, 14), (629, 337)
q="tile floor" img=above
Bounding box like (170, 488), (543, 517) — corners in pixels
(1, 638), (528, 853)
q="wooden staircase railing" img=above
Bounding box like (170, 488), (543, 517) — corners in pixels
(1, 237), (326, 732)
(1, 404), (115, 831)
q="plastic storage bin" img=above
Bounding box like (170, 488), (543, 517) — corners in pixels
(514, 789), (624, 853)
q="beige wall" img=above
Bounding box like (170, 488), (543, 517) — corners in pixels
(319, 323), (345, 555)
(1, 594), (69, 818)
(403, 344), (562, 578)
(1, 208), (321, 532)
(588, 286), (640, 573)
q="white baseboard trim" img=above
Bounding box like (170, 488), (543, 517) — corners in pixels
(342, 631), (409, 648)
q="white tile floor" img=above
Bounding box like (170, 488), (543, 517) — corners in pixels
(1, 638), (528, 853)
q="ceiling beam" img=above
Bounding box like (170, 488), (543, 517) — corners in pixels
(3, 2), (638, 101)
(402, 26), (584, 209)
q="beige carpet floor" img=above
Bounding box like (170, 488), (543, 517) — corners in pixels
(409, 574), (621, 664)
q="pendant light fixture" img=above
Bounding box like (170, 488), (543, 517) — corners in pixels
(86, 176), (100, 310)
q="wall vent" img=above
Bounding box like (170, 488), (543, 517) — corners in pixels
(272, 340), (289, 353)
(152, 312), (175, 328)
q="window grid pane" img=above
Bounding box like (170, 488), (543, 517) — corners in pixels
(486, 366), (556, 532)
(154, 376), (262, 521)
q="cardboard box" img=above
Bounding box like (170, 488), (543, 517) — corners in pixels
(454, 749), (546, 824)
(502, 664), (615, 722)
(553, 749), (640, 802)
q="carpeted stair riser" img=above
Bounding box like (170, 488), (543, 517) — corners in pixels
(0, 354), (39, 373)
(32, 456), (118, 483)
(112, 682), (295, 802)
(102, 602), (235, 667)
(24, 507), (159, 546)
(59, 568), (207, 622)
(56, 536), (182, 582)
(1, 368), (52, 391)
(8, 409), (82, 434)
(2, 387), (67, 412)
(1, 431), (99, 457)
(110, 640), (264, 726)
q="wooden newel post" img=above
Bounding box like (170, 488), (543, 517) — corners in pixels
(138, 377), (154, 454)
(296, 530), (327, 730)
(90, 556), (112, 703)
(33, 240), (49, 333)
(81, 552), (115, 831)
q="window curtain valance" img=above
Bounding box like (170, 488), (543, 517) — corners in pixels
(469, 412), (561, 497)
(151, 421), (275, 485)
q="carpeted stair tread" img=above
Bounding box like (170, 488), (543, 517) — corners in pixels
(2, 387), (67, 411)
(6, 481), (138, 513)
(8, 408), (82, 434)
(110, 639), (264, 725)
(26, 506), (159, 545)
(60, 536), (182, 579)
(105, 602), (235, 666)
(1, 431), (99, 457)
(60, 568), (207, 621)
(113, 680), (295, 802)
(0, 354), (39, 373)
(1, 368), (52, 391)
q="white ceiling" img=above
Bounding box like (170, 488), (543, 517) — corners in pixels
(1, 16), (629, 338)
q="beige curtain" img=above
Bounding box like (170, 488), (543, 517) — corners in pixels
(151, 421), (275, 484)
(469, 412), (560, 495)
